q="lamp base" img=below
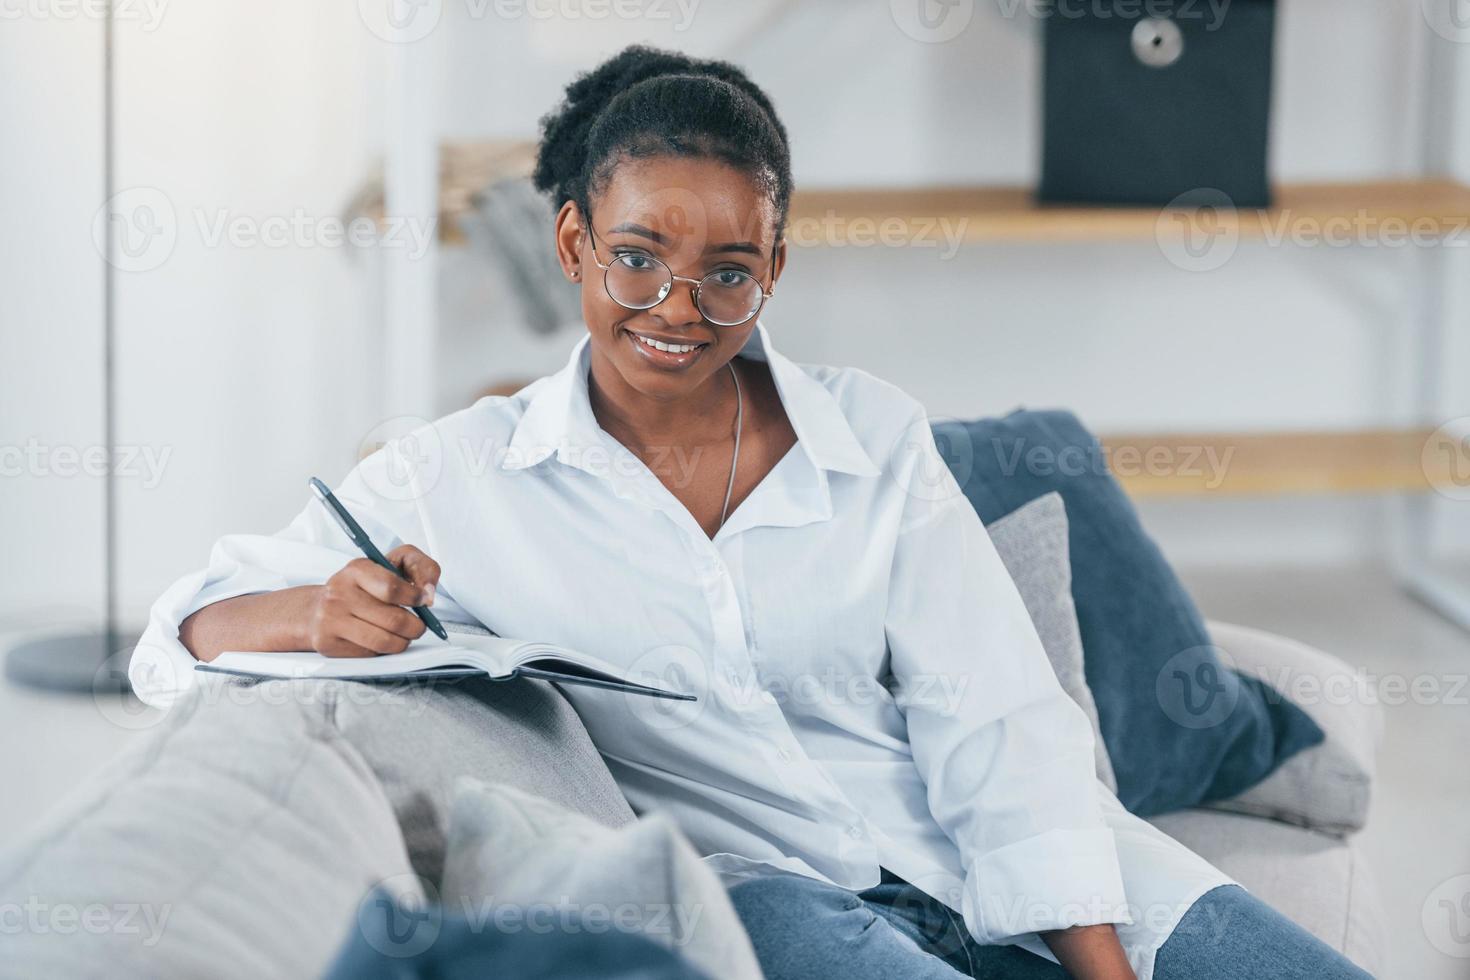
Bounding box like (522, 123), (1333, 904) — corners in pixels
(4, 630), (138, 694)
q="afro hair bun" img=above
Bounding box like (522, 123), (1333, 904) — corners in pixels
(533, 45), (792, 237)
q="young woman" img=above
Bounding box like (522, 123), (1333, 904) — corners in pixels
(136, 46), (1370, 980)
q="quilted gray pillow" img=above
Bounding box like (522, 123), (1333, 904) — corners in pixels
(0, 679), (418, 980)
(987, 492), (1118, 791)
(441, 779), (763, 980)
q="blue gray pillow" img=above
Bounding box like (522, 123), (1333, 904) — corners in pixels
(932, 409), (1324, 817)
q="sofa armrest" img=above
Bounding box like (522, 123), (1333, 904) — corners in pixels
(1203, 620), (1383, 836)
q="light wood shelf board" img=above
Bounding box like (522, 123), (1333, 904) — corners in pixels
(1101, 426), (1463, 498)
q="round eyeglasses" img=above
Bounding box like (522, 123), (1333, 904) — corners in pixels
(582, 220), (775, 327)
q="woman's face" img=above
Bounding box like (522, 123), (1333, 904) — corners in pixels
(555, 156), (786, 403)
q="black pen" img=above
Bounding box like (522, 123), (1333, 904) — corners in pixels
(308, 476), (449, 641)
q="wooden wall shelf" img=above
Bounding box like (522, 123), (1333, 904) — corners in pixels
(350, 143), (1470, 501)
(349, 140), (1470, 247)
(1101, 427), (1463, 498)
(789, 179), (1470, 245)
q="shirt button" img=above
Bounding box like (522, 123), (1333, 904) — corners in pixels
(846, 825), (864, 840)
(776, 748), (792, 763)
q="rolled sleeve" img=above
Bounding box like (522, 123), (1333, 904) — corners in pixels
(129, 439), (471, 707)
(884, 414), (1130, 945)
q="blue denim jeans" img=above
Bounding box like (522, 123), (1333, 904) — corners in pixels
(728, 872), (1373, 980)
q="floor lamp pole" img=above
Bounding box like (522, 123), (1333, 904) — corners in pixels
(4, 2), (132, 694)
(103, 0), (119, 663)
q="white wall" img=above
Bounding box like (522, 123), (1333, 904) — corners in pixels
(3, 0), (1468, 630)
(1, 18), (106, 630)
(438, 0), (1470, 568)
(104, 2), (386, 621)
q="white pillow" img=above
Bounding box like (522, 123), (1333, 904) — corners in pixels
(441, 779), (763, 980)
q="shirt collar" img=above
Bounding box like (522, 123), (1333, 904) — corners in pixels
(501, 320), (880, 479)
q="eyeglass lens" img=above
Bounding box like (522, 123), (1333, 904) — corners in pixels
(604, 254), (765, 326)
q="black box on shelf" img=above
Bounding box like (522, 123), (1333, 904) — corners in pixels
(1038, 0), (1275, 208)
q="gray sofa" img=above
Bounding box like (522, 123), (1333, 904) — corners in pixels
(0, 619), (1385, 979)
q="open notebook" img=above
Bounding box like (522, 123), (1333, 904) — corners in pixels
(194, 621), (694, 701)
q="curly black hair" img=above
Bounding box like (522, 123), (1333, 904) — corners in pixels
(533, 45), (793, 241)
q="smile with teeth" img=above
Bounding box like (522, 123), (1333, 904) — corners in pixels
(632, 331), (707, 354)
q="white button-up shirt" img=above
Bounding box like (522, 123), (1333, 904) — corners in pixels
(133, 322), (1229, 978)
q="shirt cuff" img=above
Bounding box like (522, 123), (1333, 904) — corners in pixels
(961, 826), (1132, 945)
(128, 564), (289, 708)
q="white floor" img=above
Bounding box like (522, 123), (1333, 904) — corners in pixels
(1179, 565), (1470, 980)
(2, 565), (1467, 979)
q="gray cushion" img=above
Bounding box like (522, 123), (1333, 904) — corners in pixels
(441, 779), (763, 980)
(987, 492), (1118, 791)
(1149, 808), (1386, 977)
(333, 671), (635, 883)
(0, 679), (416, 980)
(1202, 621), (1381, 835)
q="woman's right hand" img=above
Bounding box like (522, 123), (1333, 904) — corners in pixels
(306, 544), (441, 658)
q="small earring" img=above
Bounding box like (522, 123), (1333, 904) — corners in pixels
(570, 269), (580, 280)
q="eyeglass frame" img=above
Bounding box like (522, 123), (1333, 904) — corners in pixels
(579, 214), (779, 327)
